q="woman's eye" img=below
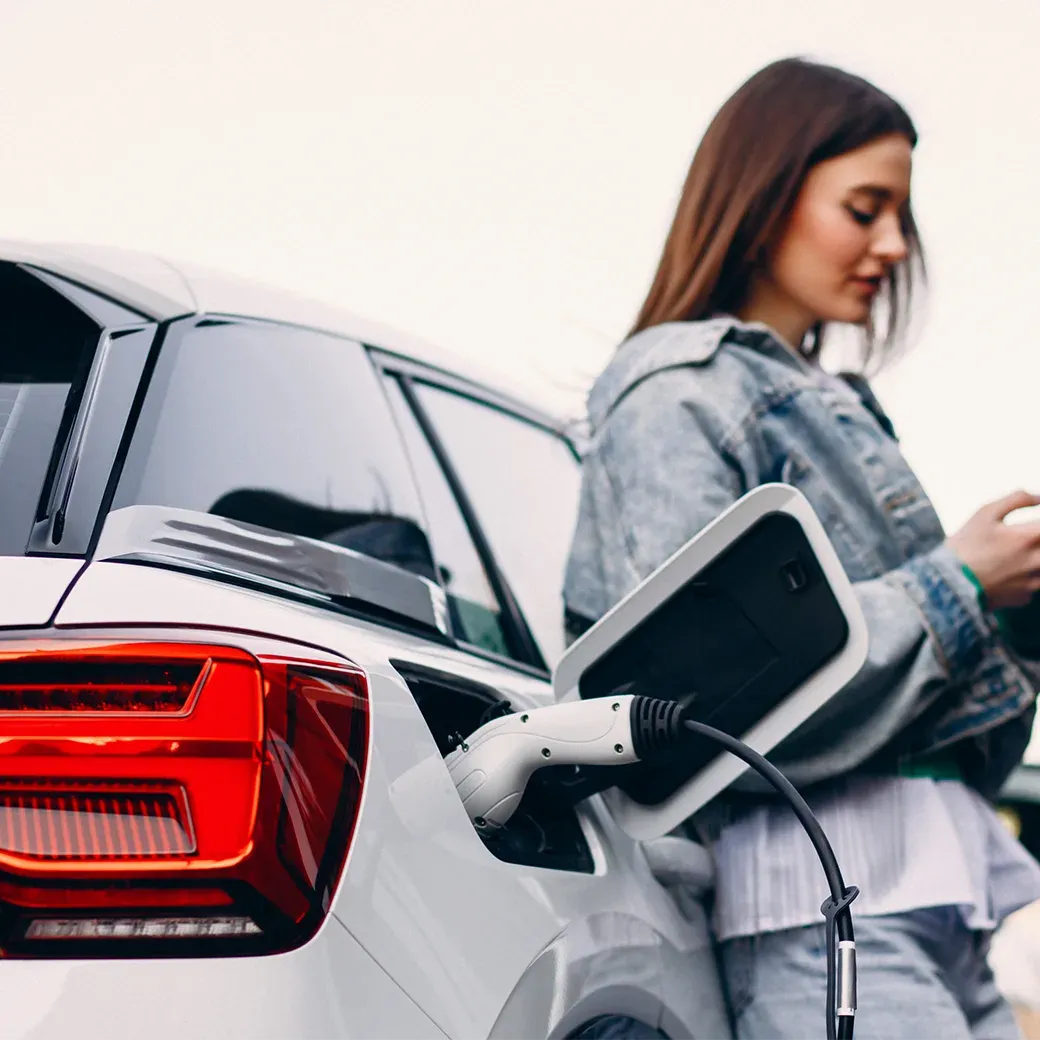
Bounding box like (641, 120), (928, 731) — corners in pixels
(846, 205), (876, 226)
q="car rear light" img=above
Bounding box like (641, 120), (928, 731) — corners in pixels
(0, 639), (369, 956)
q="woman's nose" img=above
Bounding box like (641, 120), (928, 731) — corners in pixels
(872, 213), (908, 264)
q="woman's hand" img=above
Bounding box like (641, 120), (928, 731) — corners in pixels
(948, 490), (1040, 609)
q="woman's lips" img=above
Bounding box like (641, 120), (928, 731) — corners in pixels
(849, 276), (882, 296)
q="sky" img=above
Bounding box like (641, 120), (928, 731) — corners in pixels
(0, 0), (1037, 530)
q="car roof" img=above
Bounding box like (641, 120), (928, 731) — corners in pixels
(1, 238), (569, 432)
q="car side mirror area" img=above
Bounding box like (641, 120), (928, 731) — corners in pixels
(551, 483), (868, 841)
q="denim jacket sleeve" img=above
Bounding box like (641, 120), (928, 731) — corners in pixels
(564, 366), (1015, 792)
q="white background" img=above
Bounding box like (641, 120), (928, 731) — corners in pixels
(1, 0), (1037, 529)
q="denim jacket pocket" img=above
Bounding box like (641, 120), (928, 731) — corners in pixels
(781, 450), (883, 582)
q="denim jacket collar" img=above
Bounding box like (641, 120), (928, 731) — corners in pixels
(587, 316), (812, 431)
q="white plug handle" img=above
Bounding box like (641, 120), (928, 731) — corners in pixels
(445, 695), (638, 828)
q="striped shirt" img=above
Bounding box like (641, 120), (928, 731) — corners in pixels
(711, 774), (1040, 941)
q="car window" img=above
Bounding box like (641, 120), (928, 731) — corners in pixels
(382, 375), (511, 658)
(412, 384), (581, 668)
(113, 318), (438, 582)
(0, 264), (102, 555)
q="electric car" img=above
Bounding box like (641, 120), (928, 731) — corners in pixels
(0, 241), (733, 1040)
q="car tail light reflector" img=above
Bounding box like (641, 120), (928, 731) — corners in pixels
(0, 781), (195, 860)
(0, 639), (369, 956)
(24, 916), (261, 940)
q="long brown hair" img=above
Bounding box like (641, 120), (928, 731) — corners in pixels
(631, 58), (924, 370)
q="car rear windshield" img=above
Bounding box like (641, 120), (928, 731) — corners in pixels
(0, 265), (100, 555)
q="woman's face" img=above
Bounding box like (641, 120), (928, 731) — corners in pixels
(765, 132), (913, 333)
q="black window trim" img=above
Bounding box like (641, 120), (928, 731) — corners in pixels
(27, 324), (159, 558)
(367, 347), (582, 455)
(373, 348), (583, 677)
(393, 372), (548, 672)
(0, 263), (162, 560)
(86, 318), (172, 557)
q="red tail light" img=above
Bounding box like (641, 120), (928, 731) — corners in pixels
(0, 639), (369, 956)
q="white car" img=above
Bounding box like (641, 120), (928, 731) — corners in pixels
(0, 242), (733, 1040)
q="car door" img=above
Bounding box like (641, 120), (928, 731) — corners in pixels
(365, 350), (730, 1040)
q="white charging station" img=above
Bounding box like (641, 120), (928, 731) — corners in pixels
(552, 483), (868, 841)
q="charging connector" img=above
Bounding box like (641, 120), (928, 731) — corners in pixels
(447, 694), (858, 1039)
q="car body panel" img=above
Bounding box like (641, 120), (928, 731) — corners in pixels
(0, 556), (83, 626)
(6, 242), (195, 321)
(487, 906), (722, 1040)
(0, 913), (446, 1040)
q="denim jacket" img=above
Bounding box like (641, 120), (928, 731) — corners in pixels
(563, 317), (1038, 799)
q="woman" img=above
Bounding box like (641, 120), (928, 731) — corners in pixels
(563, 58), (1040, 1039)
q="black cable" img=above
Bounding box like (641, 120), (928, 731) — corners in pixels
(681, 719), (858, 1039)
(626, 696), (858, 1038)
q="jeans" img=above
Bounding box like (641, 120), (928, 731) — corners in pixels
(720, 907), (1022, 1039)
